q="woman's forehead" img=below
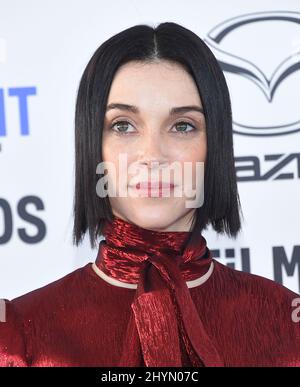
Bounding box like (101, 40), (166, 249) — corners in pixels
(106, 62), (202, 112)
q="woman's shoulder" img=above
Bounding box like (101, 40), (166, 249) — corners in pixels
(212, 259), (300, 342)
(0, 299), (28, 366)
(206, 260), (300, 366)
(0, 263), (93, 366)
(6, 263), (94, 317)
(212, 258), (300, 300)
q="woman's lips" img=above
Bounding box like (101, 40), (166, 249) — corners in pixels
(133, 181), (175, 197)
(136, 181), (175, 190)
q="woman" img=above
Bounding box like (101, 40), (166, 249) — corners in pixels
(0, 22), (299, 367)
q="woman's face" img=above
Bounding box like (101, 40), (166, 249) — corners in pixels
(101, 60), (206, 232)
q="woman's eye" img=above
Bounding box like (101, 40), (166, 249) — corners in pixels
(172, 121), (196, 134)
(110, 120), (135, 134)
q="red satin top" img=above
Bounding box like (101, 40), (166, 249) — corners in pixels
(0, 259), (300, 366)
(0, 217), (300, 367)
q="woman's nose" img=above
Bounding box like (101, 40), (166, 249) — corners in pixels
(137, 132), (169, 167)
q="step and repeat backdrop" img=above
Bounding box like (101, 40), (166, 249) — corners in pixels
(0, 0), (299, 299)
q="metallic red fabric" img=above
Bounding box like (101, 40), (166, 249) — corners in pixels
(96, 217), (223, 366)
(0, 216), (300, 367)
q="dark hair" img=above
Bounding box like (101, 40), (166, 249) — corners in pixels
(73, 21), (243, 248)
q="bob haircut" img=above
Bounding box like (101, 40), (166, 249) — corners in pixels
(73, 22), (243, 249)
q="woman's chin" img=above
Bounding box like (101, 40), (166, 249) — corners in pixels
(120, 211), (184, 232)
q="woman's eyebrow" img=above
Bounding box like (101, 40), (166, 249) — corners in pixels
(105, 103), (204, 115)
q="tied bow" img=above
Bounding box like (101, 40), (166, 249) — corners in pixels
(95, 216), (223, 367)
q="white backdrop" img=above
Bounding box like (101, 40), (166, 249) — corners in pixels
(0, 0), (299, 300)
